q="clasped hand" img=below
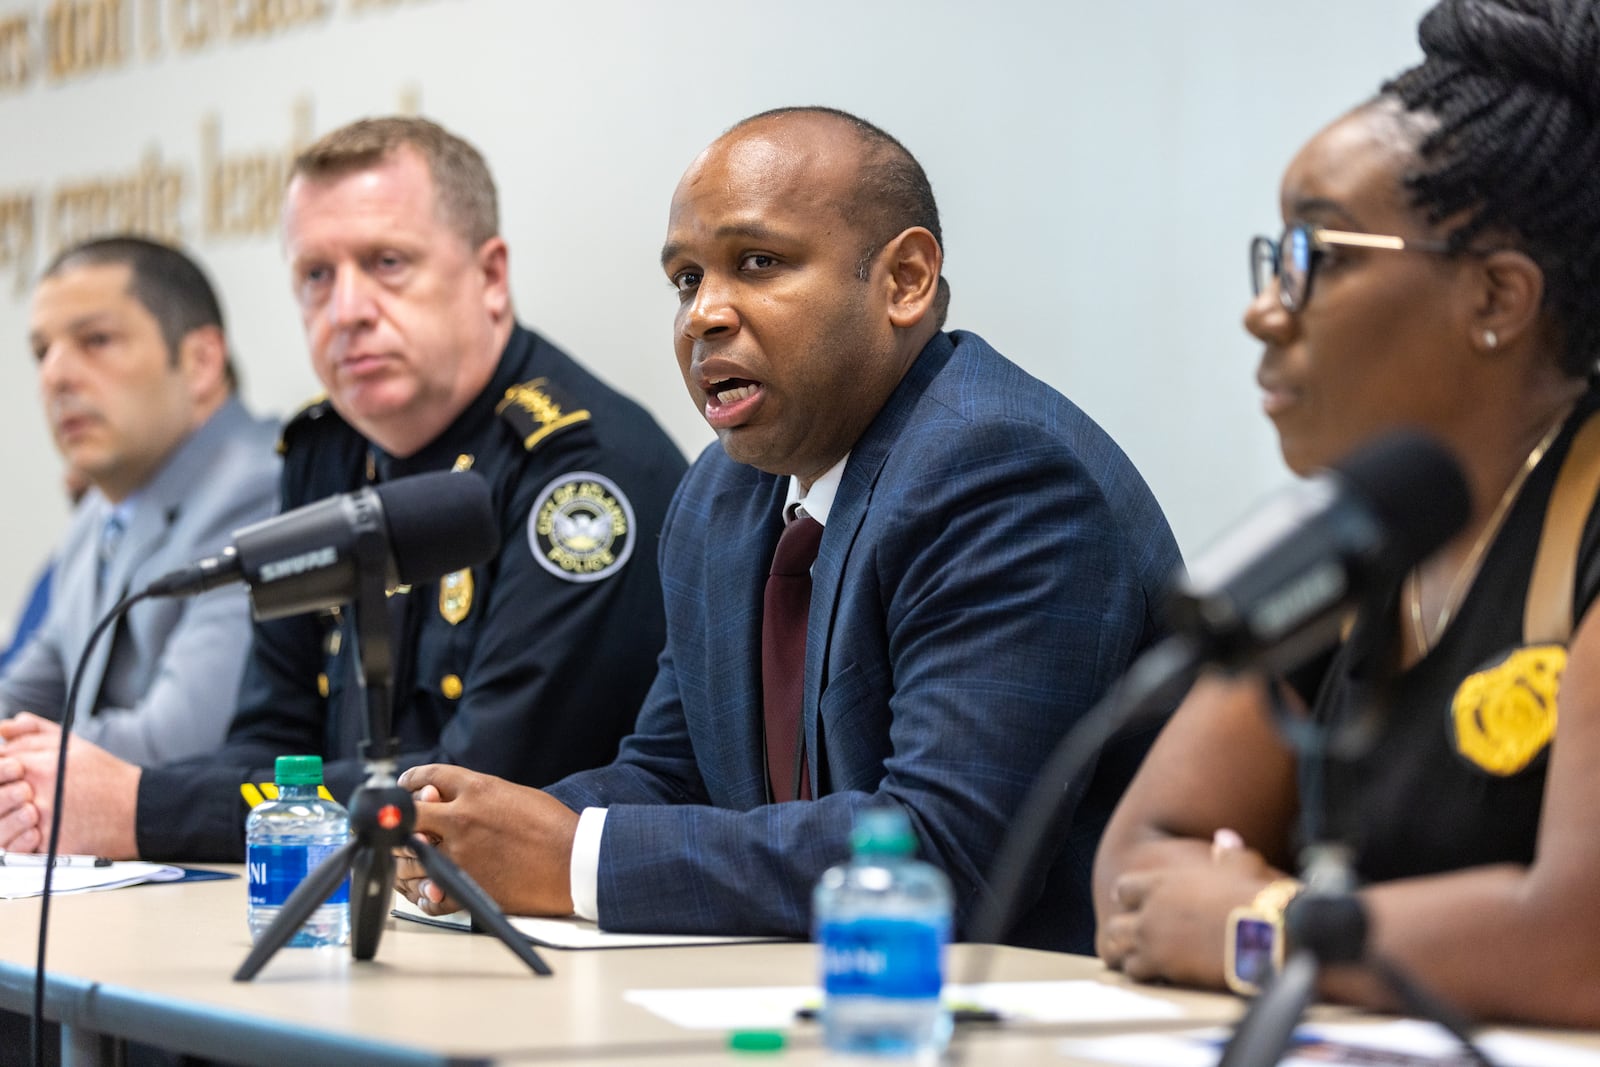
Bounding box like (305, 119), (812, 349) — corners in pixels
(0, 712), (140, 858)
(1098, 843), (1281, 989)
(392, 764), (580, 919)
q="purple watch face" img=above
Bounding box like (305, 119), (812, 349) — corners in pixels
(1232, 915), (1279, 989)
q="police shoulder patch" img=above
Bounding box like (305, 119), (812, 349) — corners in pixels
(277, 393), (333, 455)
(496, 377), (591, 452)
(1451, 644), (1564, 776)
(527, 471), (635, 583)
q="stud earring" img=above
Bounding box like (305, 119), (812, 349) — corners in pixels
(1483, 329), (1499, 349)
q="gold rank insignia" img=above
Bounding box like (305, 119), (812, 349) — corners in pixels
(528, 471), (636, 583)
(496, 378), (591, 451)
(1451, 645), (1564, 775)
(440, 568), (474, 625)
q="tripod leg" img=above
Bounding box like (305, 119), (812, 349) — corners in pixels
(1370, 955), (1497, 1067)
(350, 838), (396, 961)
(1217, 949), (1319, 1067)
(235, 839), (361, 981)
(410, 837), (553, 976)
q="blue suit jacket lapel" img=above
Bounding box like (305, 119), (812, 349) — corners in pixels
(709, 476), (789, 807)
(803, 333), (955, 795)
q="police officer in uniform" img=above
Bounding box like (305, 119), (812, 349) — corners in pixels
(0, 117), (687, 863)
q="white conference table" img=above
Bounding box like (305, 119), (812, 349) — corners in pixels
(0, 867), (1244, 1065)
(3, 868), (1596, 1066)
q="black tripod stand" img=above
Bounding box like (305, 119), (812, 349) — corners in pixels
(1217, 681), (1494, 1067)
(234, 531), (551, 980)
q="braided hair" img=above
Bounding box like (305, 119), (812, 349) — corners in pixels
(1383, 0), (1600, 377)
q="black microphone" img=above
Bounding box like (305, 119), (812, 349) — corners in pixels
(1165, 429), (1471, 676)
(145, 470), (499, 621)
(961, 430), (1472, 963)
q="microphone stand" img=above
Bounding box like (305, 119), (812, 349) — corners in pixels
(1216, 682), (1494, 1067)
(234, 517), (551, 979)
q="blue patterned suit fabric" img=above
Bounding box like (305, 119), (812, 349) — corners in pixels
(546, 330), (1182, 953)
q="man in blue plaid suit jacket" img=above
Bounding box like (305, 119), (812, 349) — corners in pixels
(398, 106), (1180, 953)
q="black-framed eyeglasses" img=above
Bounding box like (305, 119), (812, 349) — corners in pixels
(1250, 224), (1456, 312)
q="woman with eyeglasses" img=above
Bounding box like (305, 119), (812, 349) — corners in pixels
(1092, 0), (1600, 1025)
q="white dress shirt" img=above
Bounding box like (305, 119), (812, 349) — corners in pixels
(568, 457), (848, 921)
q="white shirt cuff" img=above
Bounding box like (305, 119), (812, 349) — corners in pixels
(570, 806), (606, 921)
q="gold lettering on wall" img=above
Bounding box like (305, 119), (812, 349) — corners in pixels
(0, 191), (36, 295)
(201, 98), (313, 238)
(0, 13), (32, 91)
(44, 0), (128, 81)
(139, 0), (161, 56)
(48, 147), (184, 255)
(170, 0), (331, 52)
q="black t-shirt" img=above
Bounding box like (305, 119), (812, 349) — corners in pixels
(1306, 392), (1600, 881)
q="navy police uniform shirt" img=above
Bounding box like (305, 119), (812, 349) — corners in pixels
(135, 325), (688, 861)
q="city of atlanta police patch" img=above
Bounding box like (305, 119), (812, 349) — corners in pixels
(528, 472), (635, 582)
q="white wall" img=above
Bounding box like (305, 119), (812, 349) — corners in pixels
(0, 0), (1435, 624)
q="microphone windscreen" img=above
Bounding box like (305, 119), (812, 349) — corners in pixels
(1330, 429), (1471, 573)
(374, 471), (500, 585)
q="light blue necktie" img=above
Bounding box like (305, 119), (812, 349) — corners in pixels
(97, 513), (126, 593)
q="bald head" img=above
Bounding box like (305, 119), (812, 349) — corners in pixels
(719, 107), (949, 323)
(662, 107), (947, 487)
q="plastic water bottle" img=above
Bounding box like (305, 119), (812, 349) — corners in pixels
(813, 807), (953, 1060)
(246, 755), (351, 947)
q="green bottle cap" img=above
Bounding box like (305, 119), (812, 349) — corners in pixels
(851, 807), (915, 856)
(273, 755), (324, 786)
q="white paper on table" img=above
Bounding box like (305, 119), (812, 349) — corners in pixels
(391, 893), (789, 949)
(0, 861), (184, 900)
(624, 984), (818, 1030)
(624, 980), (1184, 1032)
(1057, 1019), (1600, 1066)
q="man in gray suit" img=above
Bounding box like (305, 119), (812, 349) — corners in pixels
(0, 236), (279, 766)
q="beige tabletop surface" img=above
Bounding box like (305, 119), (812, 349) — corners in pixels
(0, 866), (1244, 1065)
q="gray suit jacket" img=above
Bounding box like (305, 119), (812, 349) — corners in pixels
(0, 397), (280, 765)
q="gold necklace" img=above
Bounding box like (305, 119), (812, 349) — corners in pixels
(1406, 412), (1569, 657)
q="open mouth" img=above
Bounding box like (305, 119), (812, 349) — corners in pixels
(707, 377), (760, 405)
(701, 377), (764, 429)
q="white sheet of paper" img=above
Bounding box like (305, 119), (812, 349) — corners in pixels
(391, 893), (789, 949)
(1056, 1020), (1600, 1067)
(0, 860), (184, 900)
(623, 980), (1185, 1031)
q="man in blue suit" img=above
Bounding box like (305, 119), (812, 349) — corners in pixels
(398, 107), (1180, 952)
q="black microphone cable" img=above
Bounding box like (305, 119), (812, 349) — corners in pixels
(30, 586), (154, 1067)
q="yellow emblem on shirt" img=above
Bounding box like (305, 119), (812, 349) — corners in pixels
(1451, 645), (1564, 775)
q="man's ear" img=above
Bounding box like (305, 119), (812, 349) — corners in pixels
(478, 236), (511, 321)
(881, 226), (941, 330)
(1466, 248), (1543, 354)
(177, 324), (228, 401)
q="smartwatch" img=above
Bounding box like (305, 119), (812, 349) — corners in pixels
(1224, 878), (1301, 996)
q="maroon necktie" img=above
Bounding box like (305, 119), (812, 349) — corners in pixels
(762, 515), (823, 802)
